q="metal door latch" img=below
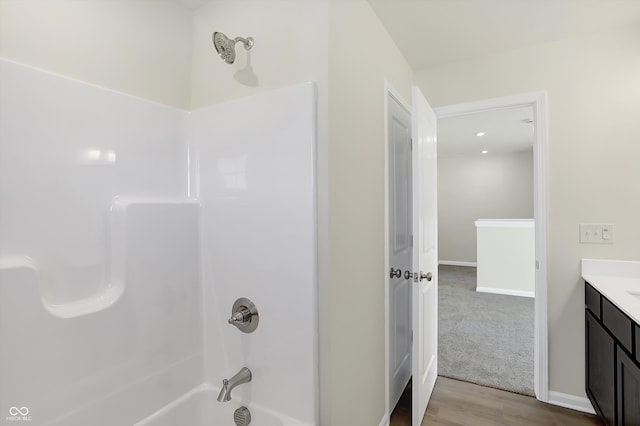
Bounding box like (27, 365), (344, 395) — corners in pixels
(420, 272), (433, 282)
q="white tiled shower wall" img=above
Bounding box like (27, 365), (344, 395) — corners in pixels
(0, 59), (316, 425)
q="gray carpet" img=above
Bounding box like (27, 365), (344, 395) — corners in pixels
(438, 265), (535, 396)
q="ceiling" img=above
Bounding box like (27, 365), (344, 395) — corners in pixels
(438, 107), (534, 158)
(175, 0), (209, 9)
(367, 0), (640, 70)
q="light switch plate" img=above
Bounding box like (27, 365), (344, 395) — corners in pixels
(580, 223), (614, 244)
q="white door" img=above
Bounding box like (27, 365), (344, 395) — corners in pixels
(387, 94), (413, 411)
(411, 86), (438, 426)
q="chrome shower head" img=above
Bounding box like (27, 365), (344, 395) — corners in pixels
(212, 32), (254, 64)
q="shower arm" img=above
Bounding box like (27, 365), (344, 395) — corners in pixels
(233, 36), (254, 50)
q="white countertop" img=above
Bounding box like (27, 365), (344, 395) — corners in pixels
(582, 259), (640, 325)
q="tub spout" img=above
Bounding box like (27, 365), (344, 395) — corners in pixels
(217, 367), (252, 402)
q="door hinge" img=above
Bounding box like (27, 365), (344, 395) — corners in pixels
(410, 138), (413, 151)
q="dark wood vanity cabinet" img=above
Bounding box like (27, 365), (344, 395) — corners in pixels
(586, 309), (616, 425)
(617, 346), (640, 425)
(586, 282), (640, 426)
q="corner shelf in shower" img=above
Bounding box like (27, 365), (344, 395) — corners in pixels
(0, 255), (123, 319)
(0, 198), (200, 319)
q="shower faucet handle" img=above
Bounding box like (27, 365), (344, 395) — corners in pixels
(228, 298), (259, 333)
(229, 307), (252, 325)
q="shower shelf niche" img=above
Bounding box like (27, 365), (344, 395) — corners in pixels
(0, 199), (200, 319)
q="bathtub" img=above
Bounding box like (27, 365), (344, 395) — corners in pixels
(135, 384), (311, 426)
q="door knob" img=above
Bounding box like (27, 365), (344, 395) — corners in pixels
(420, 272), (432, 282)
(389, 267), (402, 278)
(404, 270), (413, 280)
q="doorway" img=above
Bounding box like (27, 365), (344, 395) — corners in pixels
(385, 90), (549, 425)
(437, 105), (535, 395)
(435, 92), (549, 401)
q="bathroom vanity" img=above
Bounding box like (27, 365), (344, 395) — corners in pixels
(583, 259), (640, 426)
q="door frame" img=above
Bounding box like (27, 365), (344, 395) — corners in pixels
(384, 80), (413, 425)
(434, 91), (549, 403)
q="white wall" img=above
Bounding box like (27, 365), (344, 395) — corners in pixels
(0, 3), (198, 422)
(0, 0), (330, 112)
(0, 0), (193, 109)
(416, 23), (640, 398)
(476, 219), (535, 296)
(0, 57), (319, 426)
(325, 1), (414, 424)
(0, 59), (200, 426)
(438, 149), (534, 264)
(189, 0), (328, 109)
(0, 1), (420, 423)
(190, 83), (317, 425)
(0, 2), (326, 423)
(189, 3), (329, 423)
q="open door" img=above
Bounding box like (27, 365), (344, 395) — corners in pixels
(411, 86), (438, 425)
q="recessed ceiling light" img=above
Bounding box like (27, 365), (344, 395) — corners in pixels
(481, 150), (488, 154)
(475, 132), (485, 137)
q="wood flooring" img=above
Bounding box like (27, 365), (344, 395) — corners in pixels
(391, 376), (604, 426)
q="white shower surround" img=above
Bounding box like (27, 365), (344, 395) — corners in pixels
(0, 59), (317, 426)
(189, 83), (318, 424)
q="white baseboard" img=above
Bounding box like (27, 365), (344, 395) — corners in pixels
(476, 286), (535, 298)
(378, 414), (388, 426)
(439, 260), (477, 267)
(547, 391), (596, 415)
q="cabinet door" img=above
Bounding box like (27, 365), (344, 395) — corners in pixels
(586, 310), (616, 425)
(617, 346), (640, 426)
